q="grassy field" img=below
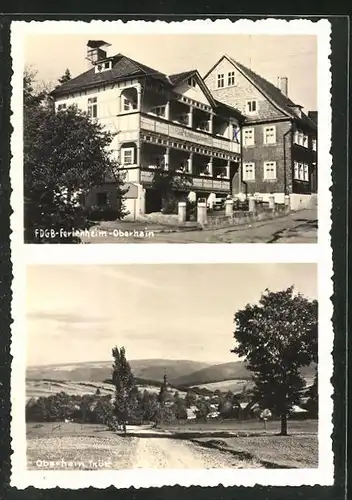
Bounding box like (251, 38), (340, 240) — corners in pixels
(27, 419), (318, 470)
(160, 419), (318, 435)
(193, 435), (318, 468)
(26, 422), (132, 470)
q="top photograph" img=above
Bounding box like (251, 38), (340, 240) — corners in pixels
(18, 25), (324, 244)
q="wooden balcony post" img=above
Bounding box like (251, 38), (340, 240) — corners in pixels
(163, 147), (170, 170)
(165, 101), (170, 121)
(226, 160), (230, 179)
(187, 152), (193, 174)
(188, 106), (193, 128)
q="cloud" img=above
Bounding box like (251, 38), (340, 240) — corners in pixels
(101, 267), (168, 291)
(27, 311), (108, 324)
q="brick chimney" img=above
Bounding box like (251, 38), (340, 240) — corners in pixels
(86, 40), (111, 67)
(277, 76), (288, 96)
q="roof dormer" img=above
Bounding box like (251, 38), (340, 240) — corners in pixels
(95, 59), (113, 73)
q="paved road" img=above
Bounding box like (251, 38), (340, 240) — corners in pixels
(83, 209), (317, 244)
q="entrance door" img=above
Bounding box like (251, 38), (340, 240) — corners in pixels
(145, 188), (162, 213)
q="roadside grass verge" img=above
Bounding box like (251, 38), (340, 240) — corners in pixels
(190, 435), (318, 469)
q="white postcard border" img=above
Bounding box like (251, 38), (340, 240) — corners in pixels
(10, 18), (333, 489)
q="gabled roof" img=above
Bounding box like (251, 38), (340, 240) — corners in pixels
(51, 53), (171, 97)
(170, 69), (217, 109)
(52, 54), (244, 120)
(204, 55), (317, 130)
(168, 70), (196, 85)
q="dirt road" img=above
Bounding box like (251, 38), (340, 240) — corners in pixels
(132, 436), (259, 468)
(27, 428), (261, 470)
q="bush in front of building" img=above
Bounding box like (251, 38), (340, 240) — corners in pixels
(85, 205), (120, 221)
(186, 200), (197, 221)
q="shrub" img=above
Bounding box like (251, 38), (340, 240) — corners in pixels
(186, 200), (197, 221)
(85, 205), (119, 221)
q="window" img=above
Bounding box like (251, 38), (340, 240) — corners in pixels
(293, 131), (300, 144)
(294, 162), (309, 181)
(150, 105), (166, 117)
(263, 125), (276, 145)
(87, 97), (97, 118)
(246, 100), (258, 114)
(96, 192), (107, 207)
(312, 138), (317, 151)
(57, 103), (67, 111)
(121, 147), (134, 165)
(187, 77), (196, 87)
(242, 162), (255, 181)
(243, 128), (254, 146)
(263, 161), (277, 180)
(95, 60), (112, 73)
(303, 134), (308, 148)
(217, 74), (224, 88)
(123, 96), (137, 111)
(303, 164), (309, 181)
(227, 71), (236, 86)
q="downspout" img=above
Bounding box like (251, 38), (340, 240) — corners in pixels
(239, 120), (248, 198)
(283, 121), (293, 196)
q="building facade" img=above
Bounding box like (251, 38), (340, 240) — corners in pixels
(52, 42), (244, 219)
(204, 55), (318, 209)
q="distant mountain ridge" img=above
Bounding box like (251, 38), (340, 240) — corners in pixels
(27, 359), (316, 390)
(26, 359), (212, 385)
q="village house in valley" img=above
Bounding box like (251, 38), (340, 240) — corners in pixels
(204, 55), (318, 210)
(51, 41), (244, 219)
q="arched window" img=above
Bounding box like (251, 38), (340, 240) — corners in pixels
(120, 87), (138, 112)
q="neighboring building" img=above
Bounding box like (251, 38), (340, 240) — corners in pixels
(186, 408), (197, 420)
(51, 41), (244, 219)
(204, 55), (318, 209)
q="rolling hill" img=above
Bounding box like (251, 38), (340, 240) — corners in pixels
(173, 361), (252, 388)
(26, 359), (317, 396)
(26, 359), (212, 385)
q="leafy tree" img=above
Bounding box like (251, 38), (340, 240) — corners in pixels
(172, 397), (187, 421)
(140, 390), (158, 422)
(196, 398), (211, 421)
(112, 346), (135, 432)
(232, 286), (318, 436)
(58, 68), (72, 85)
(94, 397), (113, 425)
(304, 371), (318, 417)
(185, 390), (197, 408)
(24, 69), (128, 243)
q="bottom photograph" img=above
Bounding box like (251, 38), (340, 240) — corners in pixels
(25, 263), (318, 472)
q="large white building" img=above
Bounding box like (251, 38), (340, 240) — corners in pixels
(51, 41), (244, 219)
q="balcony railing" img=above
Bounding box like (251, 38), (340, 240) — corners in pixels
(141, 115), (240, 154)
(140, 169), (230, 192)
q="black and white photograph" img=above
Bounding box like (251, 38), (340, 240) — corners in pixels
(18, 24), (324, 244)
(9, 19), (333, 491)
(25, 264), (319, 474)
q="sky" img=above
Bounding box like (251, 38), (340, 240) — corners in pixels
(26, 264), (317, 367)
(24, 34), (317, 111)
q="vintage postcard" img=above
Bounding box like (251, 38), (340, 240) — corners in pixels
(11, 261), (333, 488)
(9, 18), (333, 490)
(11, 19), (330, 244)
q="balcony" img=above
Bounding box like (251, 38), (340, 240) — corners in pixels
(140, 169), (230, 193)
(140, 115), (240, 154)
